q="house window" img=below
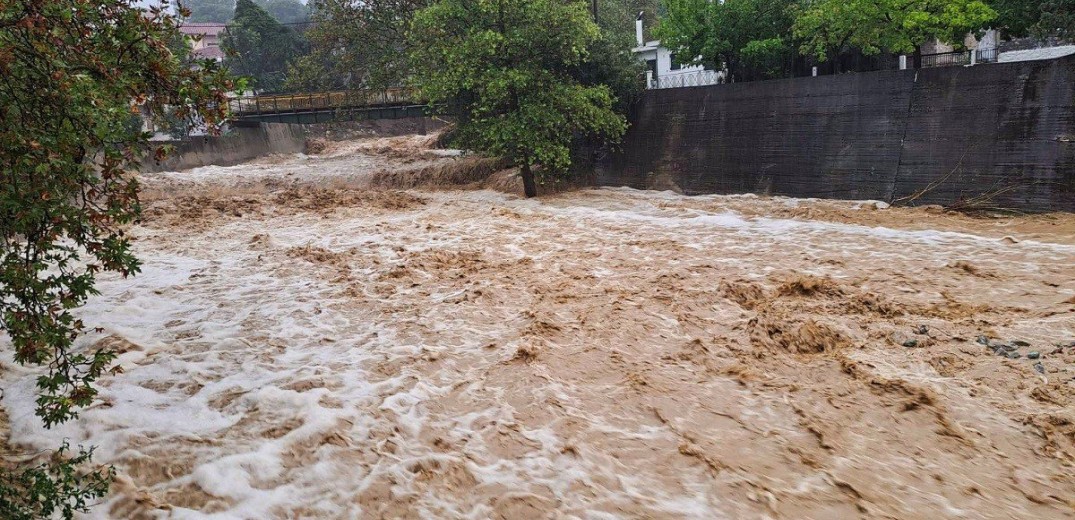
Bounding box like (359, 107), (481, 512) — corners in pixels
(670, 53), (681, 71)
(646, 59), (657, 77)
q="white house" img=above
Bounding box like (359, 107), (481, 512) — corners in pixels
(630, 12), (723, 89)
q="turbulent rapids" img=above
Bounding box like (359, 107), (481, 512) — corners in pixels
(2, 134), (1074, 519)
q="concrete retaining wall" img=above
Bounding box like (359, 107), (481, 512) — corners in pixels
(599, 55), (1075, 211)
(142, 117), (444, 173)
(142, 122), (306, 173)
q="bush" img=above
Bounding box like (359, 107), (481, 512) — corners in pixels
(0, 443), (115, 520)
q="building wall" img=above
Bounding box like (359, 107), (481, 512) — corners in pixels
(598, 55), (1075, 211)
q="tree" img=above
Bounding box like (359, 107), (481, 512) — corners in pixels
(258, 0), (311, 24)
(1035, 0), (1075, 39)
(595, 0), (662, 43)
(794, 0), (997, 61)
(1, 0), (230, 515)
(0, 443), (114, 519)
(182, 0), (236, 22)
(223, 0), (306, 92)
(656, 0), (799, 81)
(286, 0), (429, 91)
(987, 0), (1042, 37)
(409, 0), (627, 197)
(985, 0), (1075, 40)
(181, 0), (310, 25)
(587, 0), (652, 111)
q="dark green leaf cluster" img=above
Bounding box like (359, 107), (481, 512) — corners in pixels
(285, 0), (430, 91)
(581, 1), (651, 113)
(656, 0), (799, 81)
(0, 443), (114, 520)
(1034, 0), (1075, 39)
(182, 0), (239, 23)
(656, 0), (1001, 79)
(793, 0), (997, 60)
(984, 0), (1074, 39)
(223, 0), (308, 93)
(181, 0), (311, 24)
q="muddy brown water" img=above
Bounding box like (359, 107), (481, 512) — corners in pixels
(2, 135), (1074, 519)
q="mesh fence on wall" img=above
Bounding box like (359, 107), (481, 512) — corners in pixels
(601, 57), (1075, 212)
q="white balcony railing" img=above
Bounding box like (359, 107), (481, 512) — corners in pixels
(650, 70), (725, 90)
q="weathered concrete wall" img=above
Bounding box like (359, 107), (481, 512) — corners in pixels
(142, 117), (444, 173)
(600, 55), (1075, 211)
(895, 58), (1075, 209)
(142, 122), (305, 173)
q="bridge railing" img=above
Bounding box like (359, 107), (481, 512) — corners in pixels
(229, 87), (419, 117)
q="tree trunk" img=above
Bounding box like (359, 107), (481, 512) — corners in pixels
(913, 45), (922, 70)
(520, 162), (537, 198)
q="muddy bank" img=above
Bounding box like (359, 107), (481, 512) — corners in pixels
(1, 135), (1073, 518)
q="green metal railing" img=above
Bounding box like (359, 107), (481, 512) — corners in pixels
(229, 87), (421, 118)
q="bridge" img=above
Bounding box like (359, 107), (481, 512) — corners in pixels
(228, 87), (429, 124)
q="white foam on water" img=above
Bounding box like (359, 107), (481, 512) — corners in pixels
(1, 148), (1072, 519)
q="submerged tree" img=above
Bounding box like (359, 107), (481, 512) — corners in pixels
(408, 0), (627, 197)
(0, 0), (231, 515)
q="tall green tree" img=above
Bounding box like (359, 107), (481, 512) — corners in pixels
(596, 0), (662, 42)
(568, 0), (648, 114)
(985, 0), (1075, 40)
(409, 0), (627, 197)
(258, 0), (311, 24)
(223, 0), (306, 92)
(286, 0), (428, 91)
(987, 0), (1042, 37)
(1, 0), (231, 515)
(182, 0), (236, 22)
(181, 0), (310, 25)
(1035, 0), (1075, 39)
(656, 0), (799, 81)
(794, 0), (997, 61)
